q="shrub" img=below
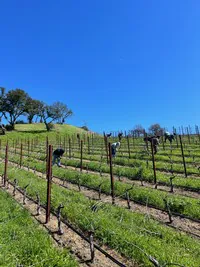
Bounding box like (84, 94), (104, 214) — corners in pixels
(80, 125), (89, 131)
(5, 124), (14, 131)
(16, 120), (27, 124)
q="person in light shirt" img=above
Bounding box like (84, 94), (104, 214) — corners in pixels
(111, 142), (120, 158)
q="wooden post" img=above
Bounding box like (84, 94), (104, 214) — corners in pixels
(80, 140), (83, 172)
(87, 136), (90, 154)
(179, 135), (187, 178)
(144, 132), (148, 151)
(196, 125), (200, 144)
(4, 145), (8, 186)
(28, 139), (30, 156)
(186, 127), (190, 144)
(108, 143), (115, 204)
(127, 136), (131, 159)
(161, 134), (165, 150)
(89, 230), (95, 262)
(69, 138), (71, 158)
(104, 133), (109, 164)
(46, 136), (49, 174)
(91, 134), (94, 155)
(20, 143), (23, 168)
(46, 145), (52, 223)
(150, 140), (157, 185)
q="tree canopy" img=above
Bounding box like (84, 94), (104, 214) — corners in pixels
(0, 87), (73, 131)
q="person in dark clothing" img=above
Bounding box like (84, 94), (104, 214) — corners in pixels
(118, 132), (123, 141)
(151, 136), (160, 154)
(143, 136), (160, 154)
(52, 148), (65, 167)
(164, 132), (175, 143)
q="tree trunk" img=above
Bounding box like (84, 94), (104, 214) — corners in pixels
(28, 115), (34, 124)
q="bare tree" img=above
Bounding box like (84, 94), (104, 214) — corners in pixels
(51, 101), (73, 124)
(132, 124), (145, 137)
(148, 123), (163, 136)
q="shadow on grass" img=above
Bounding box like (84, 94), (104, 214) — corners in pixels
(15, 130), (48, 134)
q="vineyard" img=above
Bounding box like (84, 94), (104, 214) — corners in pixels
(0, 124), (200, 267)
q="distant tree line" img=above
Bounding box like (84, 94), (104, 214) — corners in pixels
(131, 123), (164, 137)
(0, 87), (73, 131)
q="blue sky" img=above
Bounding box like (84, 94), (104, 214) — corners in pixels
(0, 0), (199, 134)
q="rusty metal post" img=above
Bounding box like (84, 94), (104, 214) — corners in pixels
(150, 140), (157, 185)
(161, 134), (165, 150)
(28, 139), (30, 156)
(64, 136), (66, 152)
(69, 138), (71, 158)
(87, 136), (90, 154)
(91, 134), (94, 155)
(89, 230), (95, 262)
(57, 204), (64, 235)
(46, 145), (52, 223)
(80, 140), (83, 172)
(108, 143), (115, 204)
(104, 133), (109, 164)
(179, 135), (187, 178)
(46, 136), (49, 174)
(144, 132), (148, 151)
(4, 145), (8, 186)
(196, 125), (200, 144)
(186, 127), (190, 144)
(126, 136), (131, 159)
(19, 143), (23, 168)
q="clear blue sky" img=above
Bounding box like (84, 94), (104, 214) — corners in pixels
(0, 0), (199, 134)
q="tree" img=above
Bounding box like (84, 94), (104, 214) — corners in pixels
(132, 124), (145, 137)
(38, 102), (61, 131)
(148, 123), (163, 136)
(25, 98), (43, 124)
(2, 89), (29, 129)
(52, 101), (73, 124)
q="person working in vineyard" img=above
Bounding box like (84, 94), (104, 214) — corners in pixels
(164, 131), (175, 143)
(111, 142), (120, 158)
(144, 136), (160, 154)
(52, 148), (65, 167)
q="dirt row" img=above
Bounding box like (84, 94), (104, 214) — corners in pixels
(2, 149), (200, 200)
(0, 182), (134, 267)
(7, 160), (200, 240)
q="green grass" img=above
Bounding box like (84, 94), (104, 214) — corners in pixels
(2, 163), (200, 267)
(2, 150), (200, 221)
(0, 123), (90, 141)
(0, 189), (77, 267)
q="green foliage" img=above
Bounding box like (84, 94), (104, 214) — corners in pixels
(2, 165), (200, 266)
(0, 190), (77, 266)
(1, 89), (29, 129)
(5, 124), (14, 131)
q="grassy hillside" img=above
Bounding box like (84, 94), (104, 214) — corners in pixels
(0, 123), (93, 140)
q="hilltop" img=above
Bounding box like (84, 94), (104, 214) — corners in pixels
(0, 123), (94, 140)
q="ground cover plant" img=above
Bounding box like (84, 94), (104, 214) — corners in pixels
(1, 124), (200, 266)
(1, 163), (200, 266)
(0, 189), (77, 267)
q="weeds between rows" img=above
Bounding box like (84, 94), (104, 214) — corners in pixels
(2, 152), (200, 222)
(7, 147), (200, 192)
(1, 163), (200, 267)
(0, 189), (77, 267)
